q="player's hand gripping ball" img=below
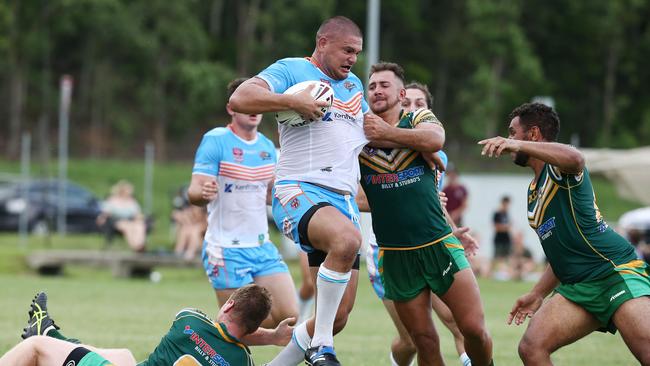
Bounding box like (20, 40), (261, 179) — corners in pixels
(276, 81), (334, 127)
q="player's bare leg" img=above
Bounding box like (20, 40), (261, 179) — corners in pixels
(393, 290), (444, 366)
(517, 293), (599, 365)
(255, 272), (299, 327)
(382, 299), (416, 366)
(440, 269), (493, 366)
(611, 296), (650, 365)
(431, 295), (467, 357)
(303, 206), (361, 364)
(0, 336), (136, 366)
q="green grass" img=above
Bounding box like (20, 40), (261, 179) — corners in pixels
(0, 240), (639, 365)
(0, 158), (643, 364)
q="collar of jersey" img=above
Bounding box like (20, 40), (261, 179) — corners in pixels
(227, 125), (259, 145)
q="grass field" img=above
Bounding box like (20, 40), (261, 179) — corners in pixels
(0, 158), (643, 364)
(0, 237), (640, 365)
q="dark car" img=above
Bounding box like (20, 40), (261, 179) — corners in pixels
(0, 178), (102, 234)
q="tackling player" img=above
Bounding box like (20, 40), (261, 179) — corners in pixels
(230, 16), (371, 366)
(364, 81), (472, 366)
(480, 102), (650, 365)
(188, 78), (298, 329)
(360, 62), (493, 366)
(1, 287), (292, 366)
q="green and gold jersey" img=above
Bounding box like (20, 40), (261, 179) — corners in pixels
(359, 109), (452, 249)
(528, 164), (637, 284)
(138, 308), (253, 366)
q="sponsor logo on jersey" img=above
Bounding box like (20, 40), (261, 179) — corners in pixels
(364, 166), (425, 189)
(259, 151), (272, 160)
(183, 326), (231, 366)
(536, 217), (556, 240)
(343, 81), (356, 91)
(224, 184), (233, 193)
(232, 148), (244, 163)
(320, 78), (331, 86)
(320, 166), (333, 173)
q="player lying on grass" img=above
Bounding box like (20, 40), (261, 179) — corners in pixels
(0, 286), (293, 366)
(480, 102), (650, 365)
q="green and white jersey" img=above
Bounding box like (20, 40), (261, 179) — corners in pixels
(528, 164), (637, 284)
(359, 109), (452, 249)
(138, 308), (253, 366)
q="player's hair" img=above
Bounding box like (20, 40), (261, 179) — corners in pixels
(502, 195), (511, 203)
(227, 78), (248, 100)
(229, 284), (272, 334)
(316, 16), (363, 41)
(370, 62), (406, 86)
(508, 103), (560, 142)
(405, 82), (433, 108)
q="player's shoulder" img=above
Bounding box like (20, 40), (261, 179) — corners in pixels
(272, 57), (312, 69)
(174, 307), (213, 322)
(409, 108), (442, 126)
(203, 127), (230, 138)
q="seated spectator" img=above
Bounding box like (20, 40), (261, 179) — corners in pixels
(97, 180), (146, 252)
(171, 185), (207, 260)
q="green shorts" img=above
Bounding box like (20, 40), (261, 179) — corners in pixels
(379, 235), (470, 301)
(555, 260), (650, 333)
(80, 351), (114, 366)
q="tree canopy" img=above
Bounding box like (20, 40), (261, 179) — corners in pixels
(2, 0), (650, 161)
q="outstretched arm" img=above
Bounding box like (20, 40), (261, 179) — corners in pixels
(229, 78), (328, 121)
(507, 265), (559, 325)
(478, 137), (585, 174)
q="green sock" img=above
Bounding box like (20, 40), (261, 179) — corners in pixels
(44, 326), (81, 344)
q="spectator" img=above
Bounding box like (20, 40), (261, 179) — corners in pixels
(96, 180), (146, 252)
(442, 164), (468, 226)
(491, 196), (512, 279)
(171, 185), (207, 260)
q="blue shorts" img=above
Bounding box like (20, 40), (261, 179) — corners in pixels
(202, 241), (289, 290)
(272, 180), (361, 253)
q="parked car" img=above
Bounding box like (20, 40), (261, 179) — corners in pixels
(0, 179), (102, 233)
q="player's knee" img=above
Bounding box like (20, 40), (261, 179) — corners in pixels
(518, 333), (543, 363)
(393, 336), (416, 355)
(332, 303), (355, 334)
(408, 330), (440, 350)
(328, 230), (361, 262)
(457, 318), (489, 344)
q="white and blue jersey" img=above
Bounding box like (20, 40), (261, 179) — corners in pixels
(257, 57), (369, 194)
(257, 57), (369, 250)
(366, 151), (448, 299)
(193, 126), (288, 289)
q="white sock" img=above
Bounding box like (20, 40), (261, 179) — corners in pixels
(267, 321), (311, 366)
(390, 351), (415, 366)
(297, 292), (315, 324)
(311, 265), (351, 348)
(460, 352), (472, 366)
(389, 351), (400, 366)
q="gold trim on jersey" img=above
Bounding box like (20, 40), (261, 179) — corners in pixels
(360, 149), (420, 174)
(214, 322), (248, 351)
(527, 173), (559, 228)
(615, 260), (648, 277)
(567, 184), (616, 268)
(379, 232), (453, 251)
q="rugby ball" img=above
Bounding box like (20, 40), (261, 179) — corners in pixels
(276, 81), (334, 127)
